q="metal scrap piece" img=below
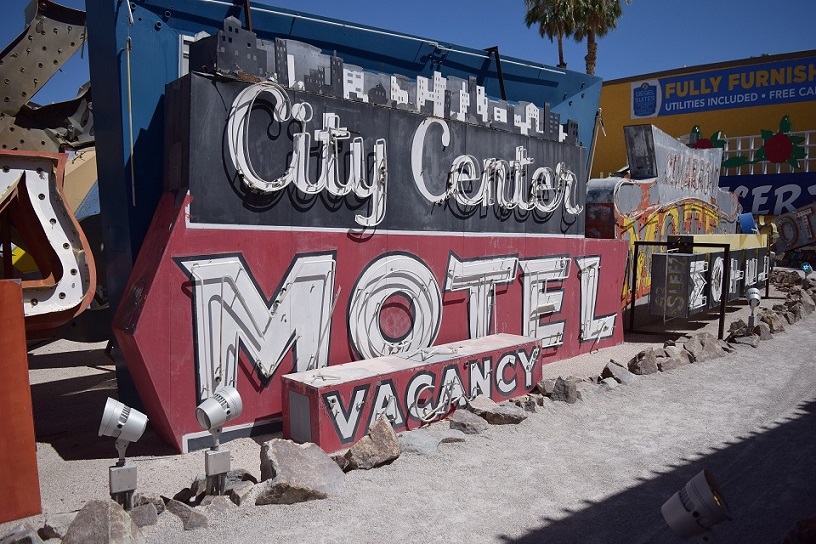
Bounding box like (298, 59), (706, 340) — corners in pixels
(0, 0), (86, 133)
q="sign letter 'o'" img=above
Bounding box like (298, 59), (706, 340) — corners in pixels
(348, 254), (442, 359)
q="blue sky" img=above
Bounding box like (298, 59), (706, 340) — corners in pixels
(2, 0), (815, 106)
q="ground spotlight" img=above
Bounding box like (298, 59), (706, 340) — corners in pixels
(196, 385), (242, 495)
(99, 398), (148, 510)
(746, 287), (761, 328)
(662, 470), (730, 542)
(802, 263), (812, 289)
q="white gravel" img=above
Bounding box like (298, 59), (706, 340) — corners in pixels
(4, 280), (816, 543)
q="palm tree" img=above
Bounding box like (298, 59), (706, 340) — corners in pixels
(524, 0), (576, 70)
(573, 0), (630, 76)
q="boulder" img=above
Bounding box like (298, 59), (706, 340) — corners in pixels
(228, 480), (255, 506)
(759, 309), (786, 333)
(128, 503), (158, 528)
(134, 492), (165, 515)
(535, 378), (556, 396)
(627, 349), (659, 375)
(728, 319), (749, 336)
(657, 357), (686, 372)
(341, 415), (401, 471)
(398, 428), (466, 456)
(664, 345), (693, 365)
(550, 376), (580, 403)
(467, 395), (527, 424)
(528, 392), (547, 406)
(717, 340), (736, 354)
(165, 499), (208, 531)
(600, 377), (619, 390)
(199, 495), (235, 517)
(800, 294), (815, 315)
(682, 332), (726, 362)
(448, 409), (490, 434)
(732, 334), (760, 348)
(753, 321), (773, 340)
(509, 395), (537, 412)
(783, 311), (796, 324)
(575, 382), (600, 401)
(601, 361), (639, 385)
(62, 499), (145, 543)
(257, 439), (345, 504)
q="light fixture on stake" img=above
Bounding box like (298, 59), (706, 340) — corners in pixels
(196, 385), (243, 495)
(98, 398), (148, 510)
(662, 470), (731, 542)
(746, 287), (761, 329)
(802, 263), (812, 289)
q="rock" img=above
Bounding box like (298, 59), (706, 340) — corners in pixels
(800, 294), (815, 315)
(0, 526), (45, 544)
(754, 321), (773, 340)
(773, 303), (788, 312)
(759, 309), (786, 332)
(550, 376), (580, 403)
(601, 361), (639, 385)
(228, 480), (255, 506)
(398, 428), (466, 456)
(600, 377), (619, 390)
(664, 345), (693, 364)
(128, 503), (158, 528)
(682, 332), (726, 363)
(783, 311), (796, 324)
(509, 395), (537, 412)
(38, 513), (77, 540)
(790, 303), (804, 322)
(658, 357), (686, 372)
(165, 499), (208, 531)
(535, 378), (556, 396)
(663, 339), (676, 347)
(466, 395), (527, 424)
(62, 499), (144, 543)
(575, 382), (599, 401)
(627, 349), (659, 375)
(728, 319), (748, 336)
(733, 334), (760, 348)
(528, 392), (546, 406)
(331, 451), (350, 471)
(449, 409), (490, 434)
(199, 495), (235, 517)
(257, 439), (345, 504)
(717, 340), (736, 354)
(341, 415), (401, 471)
(134, 492), (165, 515)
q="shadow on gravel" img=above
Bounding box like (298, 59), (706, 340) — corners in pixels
(29, 365), (176, 461)
(501, 397), (816, 544)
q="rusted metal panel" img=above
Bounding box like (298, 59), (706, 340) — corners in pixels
(0, 280), (41, 523)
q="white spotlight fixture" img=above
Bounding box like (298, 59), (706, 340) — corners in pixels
(662, 470), (731, 542)
(802, 263), (812, 289)
(746, 287), (761, 329)
(196, 385), (243, 495)
(99, 397), (148, 510)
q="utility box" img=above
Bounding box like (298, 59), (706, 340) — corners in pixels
(282, 334), (542, 453)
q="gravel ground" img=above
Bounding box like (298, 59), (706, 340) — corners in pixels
(3, 279), (816, 543)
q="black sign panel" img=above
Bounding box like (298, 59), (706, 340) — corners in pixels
(166, 73), (587, 236)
